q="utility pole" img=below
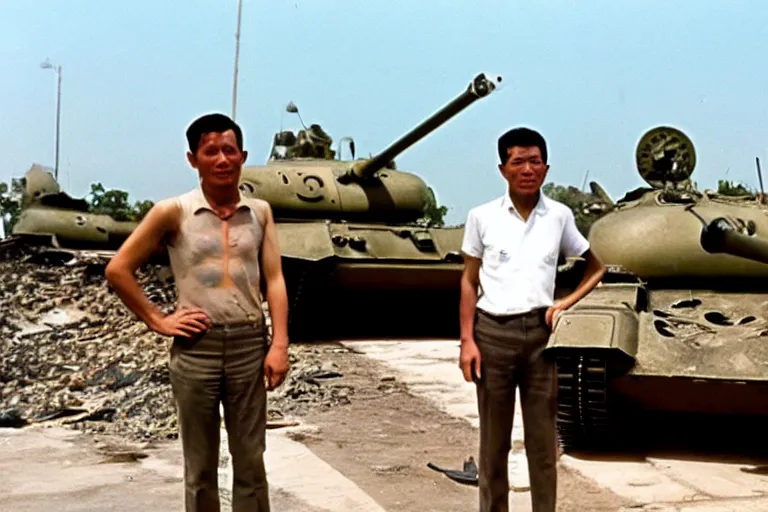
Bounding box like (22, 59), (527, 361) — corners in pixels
(232, 0), (243, 120)
(40, 59), (62, 181)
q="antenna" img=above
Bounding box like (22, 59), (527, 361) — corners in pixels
(286, 102), (307, 129)
(580, 169), (590, 192)
(756, 157), (764, 195)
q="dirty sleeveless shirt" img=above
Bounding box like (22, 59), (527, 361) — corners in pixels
(166, 186), (268, 325)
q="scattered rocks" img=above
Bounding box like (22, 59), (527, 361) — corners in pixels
(371, 464), (410, 475)
(0, 244), (353, 441)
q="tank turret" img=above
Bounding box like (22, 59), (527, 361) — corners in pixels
(238, 72), (502, 223)
(585, 125), (768, 279)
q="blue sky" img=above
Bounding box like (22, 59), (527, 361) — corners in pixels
(1, 0), (767, 226)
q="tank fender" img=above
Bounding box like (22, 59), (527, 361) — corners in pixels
(544, 303), (638, 363)
(275, 222), (336, 261)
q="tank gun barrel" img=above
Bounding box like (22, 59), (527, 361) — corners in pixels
(347, 73), (502, 181)
(699, 216), (768, 265)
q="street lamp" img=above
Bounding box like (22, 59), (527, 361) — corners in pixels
(40, 58), (62, 182)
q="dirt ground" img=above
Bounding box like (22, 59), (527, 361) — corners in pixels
(1, 341), (640, 511)
(298, 343), (635, 511)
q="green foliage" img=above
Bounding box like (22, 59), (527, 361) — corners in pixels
(542, 182), (607, 237)
(0, 179), (23, 237)
(86, 183), (154, 222)
(420, 186), (448, 227)
(716, 179), (754, 196)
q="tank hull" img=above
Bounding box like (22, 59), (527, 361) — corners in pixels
(275, 220), (464, 340)
(547, 273), (768, 452)
(13, 206), (138, 250)
(610, 375), (768, 415)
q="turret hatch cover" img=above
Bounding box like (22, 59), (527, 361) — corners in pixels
(635, 126), (697, 189)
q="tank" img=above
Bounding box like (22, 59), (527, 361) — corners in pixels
(547, 125), (768, 452)
(7, 73), (503, 340)
(10, 164), (140, 258)
(238, 72), (502, 340)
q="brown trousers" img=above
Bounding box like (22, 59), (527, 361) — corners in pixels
(474, 308), (557, 512)
(169, 320), (270, 512)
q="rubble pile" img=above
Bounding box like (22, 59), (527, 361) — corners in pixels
(0, 245), (353, 440)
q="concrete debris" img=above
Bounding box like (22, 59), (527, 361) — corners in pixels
(0, 244), (353, 441)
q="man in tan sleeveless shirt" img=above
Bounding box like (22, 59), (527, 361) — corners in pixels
(106, 113), (289, 511)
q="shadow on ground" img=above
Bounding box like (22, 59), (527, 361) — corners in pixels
(563, 411), (768, 468)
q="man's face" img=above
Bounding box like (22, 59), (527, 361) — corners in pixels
(498, 145), (549, 197)
(186, 129), (248, 188)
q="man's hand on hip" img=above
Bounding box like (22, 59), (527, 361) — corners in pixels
(459, 339), (482, 383)
(151, 307), (211, 338)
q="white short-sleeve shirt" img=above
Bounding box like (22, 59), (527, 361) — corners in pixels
(461, 192), (590, 316)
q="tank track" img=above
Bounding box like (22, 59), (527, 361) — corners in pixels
(555, 353), (614, 451)
(283, 259), (334, 342)
(285, 264), (308, 332)
(0, 236), (21, 258)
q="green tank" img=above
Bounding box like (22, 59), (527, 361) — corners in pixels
(548, 126), (768, 452)
(238, 72), (502, 340)
(8, 73), (503, 340)
(10, 164), (139, 256)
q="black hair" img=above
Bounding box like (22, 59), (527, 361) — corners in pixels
(185, 113), (244, 154)
(497, 127), (547, 165)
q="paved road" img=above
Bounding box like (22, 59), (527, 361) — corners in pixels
(0, 423), (389, 512)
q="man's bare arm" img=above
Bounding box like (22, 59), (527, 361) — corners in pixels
(459, 255), (481, 344)
(560, 249), (606, 309)
(458, 254), (483, 382)
(105, 199), (200, 334)
(259, 203), (289, 347)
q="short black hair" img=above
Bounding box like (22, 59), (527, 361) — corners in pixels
(497, 127), (547, 165)
(186, 113), (244, 154)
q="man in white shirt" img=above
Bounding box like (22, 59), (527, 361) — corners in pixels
(459, 127), (606, 512)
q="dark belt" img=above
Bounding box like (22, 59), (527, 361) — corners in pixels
(477, 306), (548, 324)
(210, 319), (263, 328)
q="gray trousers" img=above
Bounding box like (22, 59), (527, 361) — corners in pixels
(474, 308), (557, 512)
(169, 320), (270, 512)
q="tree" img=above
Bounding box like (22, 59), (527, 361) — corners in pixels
(542, 182), (609, 236)
(86, 183), (154, 222)
(420, 186), (448, 227)
(716, 179), (754, 196)
(0, 179), (24, 237)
